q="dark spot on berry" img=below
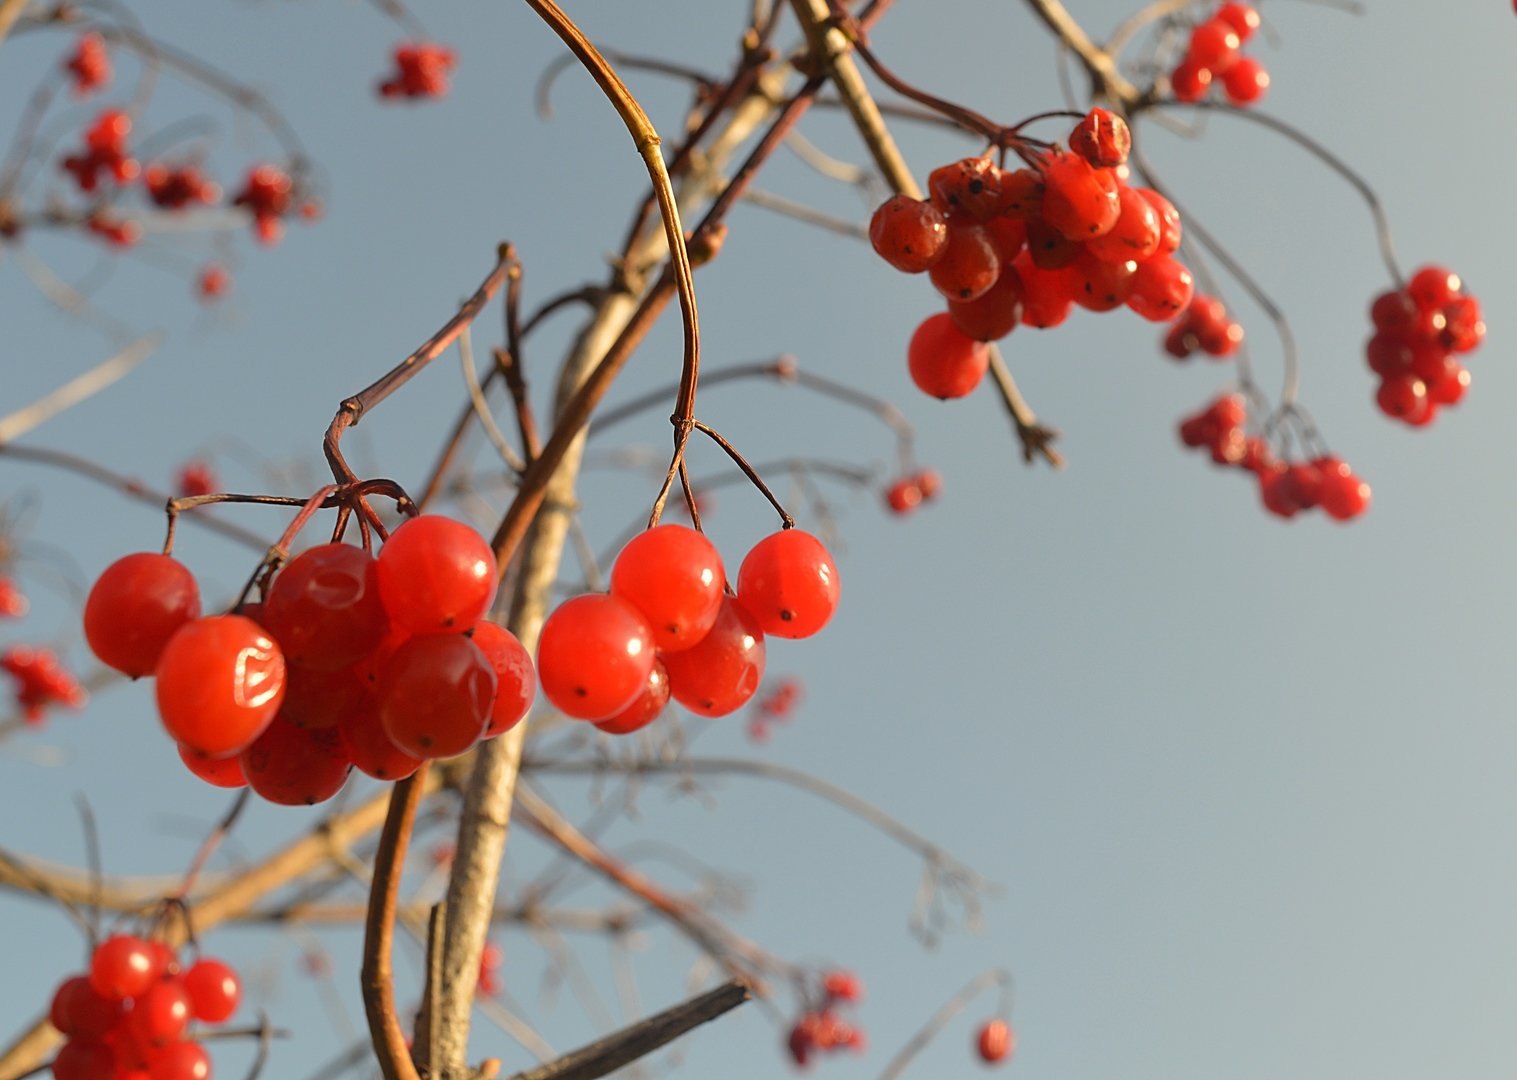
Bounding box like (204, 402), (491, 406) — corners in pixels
(780, 610), (794, 621)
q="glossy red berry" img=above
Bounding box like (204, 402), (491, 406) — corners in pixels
(1222, 56), (1270, 104)
(869, 195), (949, 273)
(947, 265), (1024, 341)
(593, 658), (671, 735)
(1170, 58), (1212, 102)
(178, 744), (248, 789)
(84, 553), (201, 678)
(279, 665), (366, 730)
(1069, 107), (1131, 168)
(736, 529), (840, 640)
(377, 634), (497, 759)
(907, 312), (989, 399)
(130, 979), (193, 1047)
(1376, 374), (1429, 422)
(264, 544), (390, 672)
(51, 1039), (115, 1080)
(977, 1018), (1014, 1063)
(1126, 256), (1195, 321)
(1189, 19), (1240, 70)
(90, 935), (158, 1000)
(1216, 2), (1261, 41)
(885, 478), (922, 515)
(182, 958), (241, 1022)
(49, 976), (125, 1039)
(1039, 153), (1120, 240)
(1014, 253), (1077, 329)
(155, 615), (285, 758)
(928, 221), (1000, 302)
(1406, 265), (1461, 310)
(537, 595), (655, 721)
(662, 595), (767, 716)
(610, 524), (726, 652)
(1086, 186), (1160, 264)
(927, 157), (1006, 220)
(240, 718), (352, 805)
(377, 515), (498, 634)
(337, 694), (422, 780)
(146, 1040), (211, 1080)
(469, 620), (536, 737)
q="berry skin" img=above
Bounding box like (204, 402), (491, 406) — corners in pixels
(1170, 58), (1213, 102)
(240, 718), (353, 805)
(609, 524), (726, 652)
(469, 620), (537, 737)
(178, 744), (248, 788)
(378, 41), (457, 99)
(49, 976), (125, 1039)
(1406, 265), (1461, 309)
(50, 1039), (115, 1080)
(376, 514), (498, 635)
(1222, 56), (1270, 104)
(1039, 153), (1121, 240)
(927, 157), (1006, 220)
(593, 658), (671, 735)
(182, 958), (241, 1022)
(928, 221), (1001, 302)
(1069, 107), (1131, 168)
(908, 312), (989, 399)
(1188, 19), (1241, 71)
(869, 195), (949, 273)
(977, 1018), (1014, 1063)
(377, 634), (497, 759)
(338, 694), (423, 781)
(155, 615), (286, 758)
(947, 265), (1025, 342)
(885, 478), (923, 515)
(1126, 256), (1195, 321)
(1014, 253), (1077, 329)
(264, 544), (390, 672)
(1072, 250), (1138, 312)
(822, 970), (863, 1002)
(736, 529), (840, 640)
(1086, 186), (1161, 264)
(84, 553), (201, 678)
(146, 1040), (211, 1080)
(90, 935), (159, 1000)
(1216, 2), (1262, 41)
(1376, 374), (1429, 423)
(662, 595), (767, 716)
(130, 979), (193, 1047)
(1137, 189), (1182, 256)
(537, 595), (656, 721)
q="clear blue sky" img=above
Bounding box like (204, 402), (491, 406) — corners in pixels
(3, 2), (1516, 1078)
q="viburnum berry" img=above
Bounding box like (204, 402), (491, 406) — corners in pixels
(338, 693), (423, 780)
(240, 717), (352, 804)
(376, 514), (498, 635)
(1, 645), (88, 724)
(155, 614), (286, 758)
(264, 544), (390, 672)
(1127, 255), (1195, 321)
(947, 264), (1025, 341)
(869, 195), (949, 273)
(280, 665), (365, 730)
(927, 157), (1007, 221)
(907, 312), (989, 399)
(232, 164), (294, 244)
(63, 32), (111, 96)
(1216, 2), (1262, 41)
(977, 1018), (1014, 1063)
(822, 970), (863, 1002)
(609, 523), (726, 652)
(50, 1039), (115, 1080)
(1138, 189), (1182, 256)
(537, 594), (655, 721)
(178, 743), (248, 788)
(49, 976), (125, 1039)
(1039, 151), (1121, 240)
(130, 980), (193, 1048)
(663, 595), (767, 716)
(914, 468), (943, 500)
(182, 959), (240, 1022)
(378, 42), (457, 100)
(736, 529), (840, 640)
(175, 460), (217, 496)
(884, 477), (923, 515)
(1014, 252), (1078, 329)
(377, 634), (497, 759)
(1024, 219), (1082, 270)
(593, 658), (670, 735)
(469, 620), (536, 737)
(61, 109), (137, 191)
(1222, 56), (1270, 104)
(90, 557), (199, 677)
(1189, 19), (1241, 70)
(1070, 107), (1131, 168)
(195, 264), (231, 301)
(928, 220), (1001, 302)
(1170, 57), (1213, 102)
(0, 576), (27, 618)
(142, 163), (220, 210)
(146, 1039), (211, 1080)
(1086, 185), (1161, 264)
(1071, 250), (1138, 312)
(90, 935), (159, 1000)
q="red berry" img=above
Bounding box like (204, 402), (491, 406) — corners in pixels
(49, 976), (125, 1039)
(947, 265), (1024, 341)
(1170, 58), (1213, 102)
(90, 935), (158, 1000)
(736, 530), (840, 640)
(1216, 2), (1261, 41)
(868, 195), (948, 273)
(1071, 250), (1138, 312)
(1014, 252), (1078, 329)
(610, 524), (726, 652)
(1069, 107), (1131, 168)
(1087, 186), (1161, 264)
(264, 545), (390, 672)
(51, 1039), (115, 1080)
(178, 744), (248, 788)
(998, 169), (1045, 219)
(337, 694), (422, 780)
(821, 970), (863, 1002)
(84, 553), (201, 678)
(1369, 290), (1420, 335)
(927, 157), (1006, 221)
(469, 620), (537, 737)
(662, 595), (767, 716)
(130, 980), (192, 1047)
(885, 479), (922, 515)
(977, 1018), (1014, 1063)
(928, 220), (1001, 302)
(1222, 56), (1269, 104)
(146, 1040), (211, 1080)
(1024, 219), (1082, 270)
(1039, 153), (1121, 240)
(1376, 374), (1429, 422)
(914, 469), (943, 500)
(155, 615), (285, 758)
(593, 658), (670, 735)
(1188, 19), (1241, 71)
(182, 958), (241, 1022)
(907, 312), (989, 399)
(279, 665), (366, 730)
(1127, 256), (1195, 321)
(1406, 265), (1461, 310)
(537, 595), (655, 721)
(377, 634), (497, 759)
(377, 515), (498, 635)
(240, 718), (352, 805)
(1137, 189), (1182, 256)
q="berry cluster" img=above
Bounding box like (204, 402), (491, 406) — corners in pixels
(1170, 3), (1269, 106)
(746, 675), (802, 743)
(1366, 265), (1484, 427)
(883, 467), (942, 516)
(48, 934), (240, 1080)
(61, 109), (138, 192)
(1178, 395), (1370, 521)
(1, 645), (87, 725)
(231, 164), (295, 245)
(378, 42), (457, 100)
(786, 971), (866, 1068)
(871, 109), (1194, 400)
(64, 31), (111, 97)
(143, 164), (220, 210)
(1162, 294), (1243, 360)
(538, 525), (838, 731)
(84, 515), (535, 804)
(976, 1018), (1014, 1064)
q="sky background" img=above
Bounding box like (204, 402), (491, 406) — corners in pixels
(3, 1), (1517, 1078)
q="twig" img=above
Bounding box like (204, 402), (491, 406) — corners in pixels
(360, 769), (428, 1080)
(0, 334), (160, 444)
